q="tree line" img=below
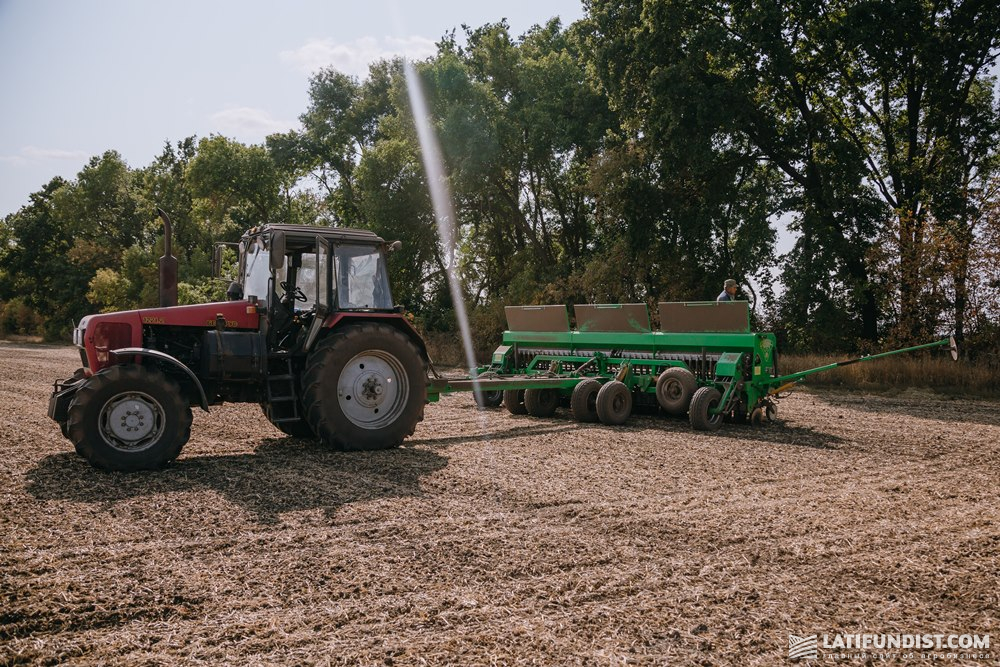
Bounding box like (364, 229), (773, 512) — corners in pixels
(2, 0), (999, 357)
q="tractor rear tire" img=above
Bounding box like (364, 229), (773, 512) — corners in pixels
(260, 404), (317, 439)
(473, 389), (504, 409)
(596, 380), (632, 425)
(302, 323), (426, 452)
(523, 388), (559, 418)
(570, 378), (600, 423)
(690, 386), (724, 432)
(503, 389), (527, 415)
(655, 367), (697, 416)
(66, 365), (192, 471)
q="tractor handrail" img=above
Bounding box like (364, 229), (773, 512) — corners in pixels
(768, 337), (956, 388)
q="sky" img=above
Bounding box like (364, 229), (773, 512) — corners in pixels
(0, 0), (587, 219)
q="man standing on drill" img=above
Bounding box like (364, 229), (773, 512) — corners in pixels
(717, 279), (738, 302)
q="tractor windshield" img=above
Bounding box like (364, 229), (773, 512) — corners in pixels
(335, 245), (392, 310)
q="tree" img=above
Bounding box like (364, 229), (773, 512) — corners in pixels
(584, 2), (785, 320)
(820, 0), (1000, 343)
(585, 0), (1000, 349)
(186, 135), (283, 234)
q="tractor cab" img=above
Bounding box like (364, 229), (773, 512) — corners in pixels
(225, 224), (398, 351)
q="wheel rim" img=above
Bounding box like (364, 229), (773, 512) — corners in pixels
(99, 391), (165, 452)
(662, 379), (682, 401)
(338, 350), (410, 429)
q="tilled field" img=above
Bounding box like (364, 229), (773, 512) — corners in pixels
(1, 343), (997, 666)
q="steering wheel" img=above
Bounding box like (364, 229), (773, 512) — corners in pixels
(279, 281), (308, 303)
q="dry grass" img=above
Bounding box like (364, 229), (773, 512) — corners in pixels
(781, 353), (1000, 397)
(2, 343), (998, 665)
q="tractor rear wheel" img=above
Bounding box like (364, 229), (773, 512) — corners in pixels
(260, 404), (317, 439)
(690, 386), (724, 432)
(570, 378), (600, 423)
(523, 388), (559, 418)
(302, 323), (426, 452)
(503, 389), (527, 415)
(66, 365), (192, 471)
(596, 380), (632, 425)
(655, 367), (697, 416)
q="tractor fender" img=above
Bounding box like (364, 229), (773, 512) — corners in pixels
(321, 312), (429, 362)
(111, 347), (210, 412)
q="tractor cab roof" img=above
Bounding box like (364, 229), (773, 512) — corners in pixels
(243, 224), (385, 249)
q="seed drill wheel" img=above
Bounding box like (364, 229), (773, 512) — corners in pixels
(473, 388), (504, 409)
(503, 389), (527, 415)
(66, 365), (192, 471)
(523, 388), (559, 418)
(750, 407), (765, 427)
(689, 386), (724, 432)
(570, 378), (601, 423)
(596, 380), (632, 425)
(302, 323), (426, 451)
(655, 367), (698, 416)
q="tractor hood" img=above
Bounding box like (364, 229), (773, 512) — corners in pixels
(75, 301), (260, 373)
(79, 300), (259, 336)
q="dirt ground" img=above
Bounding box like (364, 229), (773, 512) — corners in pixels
(1, 342), (997, 666)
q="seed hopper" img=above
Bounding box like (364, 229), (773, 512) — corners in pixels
(427, 301), (957, 431)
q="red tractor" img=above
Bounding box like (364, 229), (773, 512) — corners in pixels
(48, 219), (430, 471)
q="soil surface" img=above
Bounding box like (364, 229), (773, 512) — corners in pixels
(1, 343), (997, 665)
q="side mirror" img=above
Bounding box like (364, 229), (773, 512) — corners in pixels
(212, 242), (240, 278)
(387, 240), (402, 254)
(269, 231), (286, 271)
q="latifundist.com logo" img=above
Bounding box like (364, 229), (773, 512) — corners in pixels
(788, 633), (992, 661)
(789, 635), (818, 660)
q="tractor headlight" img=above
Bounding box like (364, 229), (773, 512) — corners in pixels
(73, 316), (91, 348)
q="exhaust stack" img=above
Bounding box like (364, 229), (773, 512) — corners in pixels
(156, 208), (178, 308)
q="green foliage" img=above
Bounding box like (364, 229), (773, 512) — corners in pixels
(178, 278), (227, 306)
(187, 135), (283, 232)
(0, 7), (997, 354)
(0, 298), (44, 337)
(87, 268), (133, 313)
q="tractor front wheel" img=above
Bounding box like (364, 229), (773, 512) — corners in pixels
(302, 323), (426, 451)
(689, 386), (724, 432)
(66, 365), (192, 471)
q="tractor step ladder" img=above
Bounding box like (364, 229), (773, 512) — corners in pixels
(265, 357), (302, 424)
